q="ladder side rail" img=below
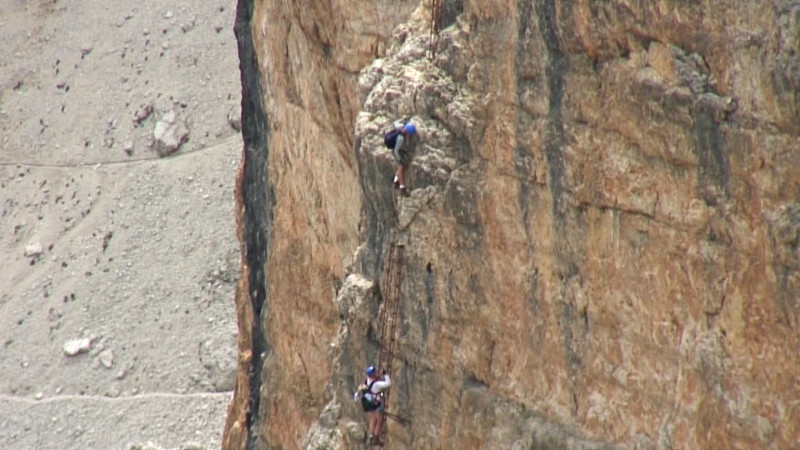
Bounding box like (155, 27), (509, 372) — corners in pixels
(380, 245), (404, 445)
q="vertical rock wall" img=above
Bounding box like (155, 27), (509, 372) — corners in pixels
(227, 1), (800, 449)
(225, 0), (417, 448)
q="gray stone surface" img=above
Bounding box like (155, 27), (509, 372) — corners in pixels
(0, 392), (230, 450)
(0, 0), (241, 448)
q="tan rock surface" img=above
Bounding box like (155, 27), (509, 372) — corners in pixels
(228, 1), (800, 449)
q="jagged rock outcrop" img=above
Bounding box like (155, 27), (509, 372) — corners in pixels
(226, 1), (800, 449)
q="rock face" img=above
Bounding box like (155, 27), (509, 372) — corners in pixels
(226, 1), (800, 449)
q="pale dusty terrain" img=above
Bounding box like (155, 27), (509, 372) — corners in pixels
(1, 1), (242, 449)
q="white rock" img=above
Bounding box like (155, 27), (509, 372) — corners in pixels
(161, 110), (176, 124)
(105, 386), (120, 398)
(227, 109), (241, 131)
(134, 103), (153, 124)
(63, 338), (92, 356)
(34, 392), (43, 400)
(24, 242), (43, 257)
(180, 18), (196, 33)
(98, 349), (114, 368)
(123, 140), (134, 155)
(153, 110), (188, 157)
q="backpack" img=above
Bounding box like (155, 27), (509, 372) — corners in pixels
(360, 379), (382, 412)
(383, 128), (402, 150)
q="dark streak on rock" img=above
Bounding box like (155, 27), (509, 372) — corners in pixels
(440, 0), (466, 30)
(445, 177), (484, 249)
(235, 0), (274, 448)
(354, 135), (394, 278)
(527, 268), (540, 318)
(454, 134), (474, 164)
(514, 0), (535, 237)
(423, 262), (436, 341)
(771, 4), (800, 134)
(772, 203), (800, 326)
(515, 1), (548, 325)
(559, 301), (581, 416)
(693, 104), (730, 205)
(537, 0), (588, 419)
(538, 0), (569, 227)
(464, 376), (489, 391)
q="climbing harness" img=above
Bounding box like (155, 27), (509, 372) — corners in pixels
(361, 378), (383, 412)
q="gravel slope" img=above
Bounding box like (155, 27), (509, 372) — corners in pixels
(1, 1), (242, 449)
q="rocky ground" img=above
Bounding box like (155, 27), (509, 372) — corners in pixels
(1, 1), (242, 449)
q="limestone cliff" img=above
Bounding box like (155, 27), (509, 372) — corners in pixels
(225, 1), (800, 449)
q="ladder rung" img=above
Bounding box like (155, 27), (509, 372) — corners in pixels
(375, 243), (405, 448)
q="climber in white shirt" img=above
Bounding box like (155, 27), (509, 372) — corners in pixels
(354, 365), (391, 445)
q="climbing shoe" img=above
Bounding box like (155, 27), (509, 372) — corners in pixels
(392, 178), (400, 189)
(399, 185), (409, 197)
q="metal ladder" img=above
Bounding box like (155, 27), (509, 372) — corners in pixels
(376, 243), (405, 446)
(429, 0), (443, 60)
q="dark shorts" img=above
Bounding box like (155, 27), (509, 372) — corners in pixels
(396, 149), (411, 166)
